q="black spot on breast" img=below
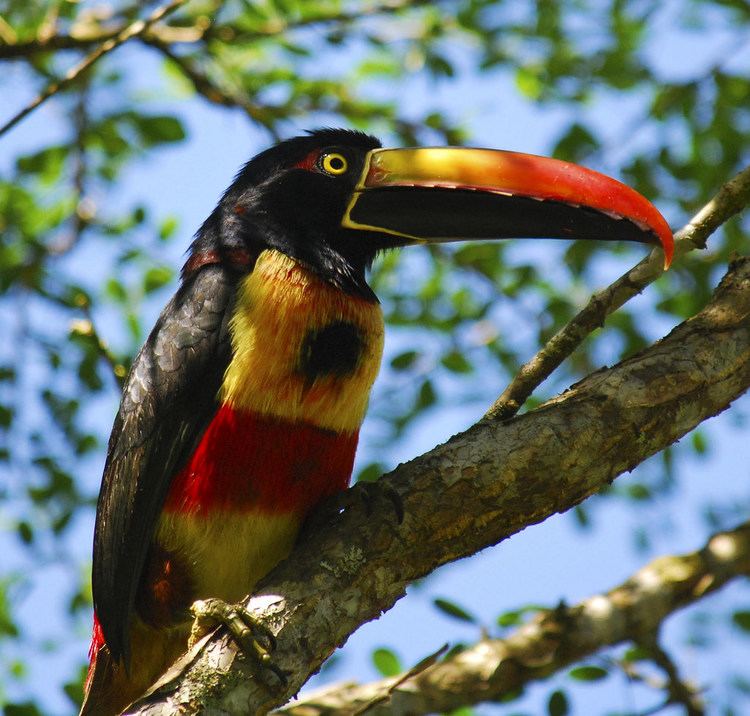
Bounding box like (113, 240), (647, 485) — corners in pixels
(299, 321), (364, 382)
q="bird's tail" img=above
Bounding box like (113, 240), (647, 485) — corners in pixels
(79, 618), (122, 716)
(80, 614), (188, 715)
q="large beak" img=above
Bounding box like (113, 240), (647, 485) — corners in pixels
(342, 148), (673, 269)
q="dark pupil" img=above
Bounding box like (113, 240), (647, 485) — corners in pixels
(329, 156), (344, 170)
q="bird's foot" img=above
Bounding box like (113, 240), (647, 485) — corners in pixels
(305, 480), (404, 535)
(353, 480), (404, 523)
(189, 597), (287, 685)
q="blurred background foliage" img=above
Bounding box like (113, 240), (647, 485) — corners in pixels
(1, 0), (749, 713)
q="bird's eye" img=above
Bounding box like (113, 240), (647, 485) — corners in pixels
(321, 153), (349, 176)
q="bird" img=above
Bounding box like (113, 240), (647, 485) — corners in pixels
(81, 128), (673, 714)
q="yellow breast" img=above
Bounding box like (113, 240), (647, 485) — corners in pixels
(221, 249), (385, 434)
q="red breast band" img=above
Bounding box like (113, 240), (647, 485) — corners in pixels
(164, 404), (358, 515)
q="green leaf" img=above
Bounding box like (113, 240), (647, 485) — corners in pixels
(0, 580), (19, 637)
(569, 665), (608, 681)
(131, 115), (186, 146)
(126, 312), (142, 343)
(416, 379), (436, 410)
(691, 431), (708, 455)
(732, 610), (750, 633)
(390, 350), (420, 371)
(9, 659), (26, 679)
(159, 216), (179, 241)
(497, 604), (545, 628)
(441, 350), (472, 374)
(0, 366), (16, 381)
(372, 647), (401, 677)
(626, 483), (651, 501)
(4, 703), (44, 716)
(143, 266), (174, 294)
(16, 521), (33, 545)
(547, 689), (569, 716)
(0, 404), (14, 428)
(573, 505), (590, 529)
(105, 278), (128, 303)
(553, 123), (599, 163)
(426, 52), (455, 77)
(16, 146), (67, 184)
(515, 65), (543, 99)
(444, 643), (467, 659)
(623, 645), (651, 662)
(497, 609), (524, 627)
(357, 55), (401, 78)
(433, 598), (476, 624)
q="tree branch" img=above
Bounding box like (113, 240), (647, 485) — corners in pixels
(0, 0), (188, 138)
(485, 162), (750, 420)
(634, 637), (705, 716)
(125, 252), (750, 713)
(278, 520), (749, 715)
(0, 0), (432, 60)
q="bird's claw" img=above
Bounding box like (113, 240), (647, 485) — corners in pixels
(305, 480), (404, 535)
(190, 597), (287, 686)
(354, 480), (404, 523)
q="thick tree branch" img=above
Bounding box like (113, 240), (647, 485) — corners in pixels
(0, 0), (188, 138)
(126, 253), (750, 713)
(486, 162), (750, 420)
(279, 521), (750, 715)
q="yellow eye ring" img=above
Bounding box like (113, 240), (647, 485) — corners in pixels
(321, 153), (348, 176)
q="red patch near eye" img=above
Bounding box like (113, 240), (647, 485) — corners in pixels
(293, 149), (320, 171)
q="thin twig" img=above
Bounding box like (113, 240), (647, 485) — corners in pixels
(0, 0), (188, 138)
(49, 81), (94, 255)
(484, 162), (750, 420)
(636, 637), (705, 716)
(351, 644), (448, 716)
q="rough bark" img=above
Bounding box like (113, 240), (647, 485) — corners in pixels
(126, 257), (750, 714)
(280, 521), (750, 715)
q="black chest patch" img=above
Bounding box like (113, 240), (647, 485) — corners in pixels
(299, 321), (364, 382)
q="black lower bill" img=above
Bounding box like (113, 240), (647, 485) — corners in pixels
(348, 187), (659, 245)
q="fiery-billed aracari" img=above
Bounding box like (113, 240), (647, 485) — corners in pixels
(82, 128), (672, 714)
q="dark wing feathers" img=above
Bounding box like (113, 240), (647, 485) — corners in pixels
(92, 265), (241, 664)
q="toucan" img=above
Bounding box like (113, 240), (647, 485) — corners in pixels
(81, 128), (673, 714)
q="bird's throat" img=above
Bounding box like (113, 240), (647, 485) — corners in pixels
(222, 249), (384, 432)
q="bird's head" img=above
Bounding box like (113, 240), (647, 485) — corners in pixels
(193, 128), (673, 299)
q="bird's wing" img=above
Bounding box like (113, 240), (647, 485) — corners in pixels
(92, 264), (243, 664)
